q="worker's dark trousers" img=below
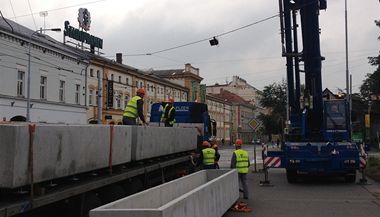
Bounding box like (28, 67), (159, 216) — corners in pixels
(203, 164), (217, 169)
(239, 173), (249, 199)
(122, 116), (136, 125)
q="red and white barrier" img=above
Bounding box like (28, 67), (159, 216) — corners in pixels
(360, 155), (367, 169)
(264, 156), (281, 168)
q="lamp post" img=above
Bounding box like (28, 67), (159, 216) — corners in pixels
(26, 28), (61, 122)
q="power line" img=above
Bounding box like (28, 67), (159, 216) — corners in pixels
(26, 0), (37, 30)
(9, 0), (17, 22)
(8, 0), (108, 19)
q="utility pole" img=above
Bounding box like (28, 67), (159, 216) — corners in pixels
(345, 0), (350, 102)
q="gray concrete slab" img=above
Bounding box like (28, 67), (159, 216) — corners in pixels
(90, 169), (239, 217)
(131, 126), (197, 161)
(0, 124), (133, 188)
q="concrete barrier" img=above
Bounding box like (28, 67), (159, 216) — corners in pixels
(0, 124), (133, 188)
(90, 169), (239, 217)
(131, 126), (197, 161)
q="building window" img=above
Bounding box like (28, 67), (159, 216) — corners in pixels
(59, 80), (65, 102)
(97, 70), (100, 78)
(89, 89), (93, 105)
(118, 76), (121, 83)
(40, 76), (47, 99)
(111, 74), (114, 81)
(95, 91), (99, 105)
(17, 70), (25, 96)
(140, 81), (143, 88)
(75, 84), (80, 104)
(90, 68), (94, 77)
(126, 77), (129, 85)
(147, 85), (150, 92)
(116, 95), (121, 109)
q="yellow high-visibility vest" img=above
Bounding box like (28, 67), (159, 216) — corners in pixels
(161, 104), (176, 124)
(123, 96), (141, 118)
(202, 148), (216, 165)
(234, 149), (249, 173)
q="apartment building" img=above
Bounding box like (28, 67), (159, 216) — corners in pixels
(0, 18), (88, 123)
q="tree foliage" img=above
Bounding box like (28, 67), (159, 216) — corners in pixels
(360, 20), (380, 99)
(259, 81), (287, 136)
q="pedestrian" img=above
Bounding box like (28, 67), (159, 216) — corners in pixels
(122, 88), (147, 125)
(230, 139), (250, 199)
(198, 140), (220, 169)
(209, 137), (220, 169)
(160, 98), (176, 127)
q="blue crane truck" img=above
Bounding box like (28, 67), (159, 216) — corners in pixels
(267, 0), (359, 183)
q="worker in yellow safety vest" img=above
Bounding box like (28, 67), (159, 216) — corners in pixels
(160, 98), (176, 127)
(230, 139), (250, 199)
(209, 137), (220, 169)
(199, 141), (220, 169)
(123, 88), (147, 125)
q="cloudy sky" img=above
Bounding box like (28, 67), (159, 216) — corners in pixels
(1, 0), (379, 93)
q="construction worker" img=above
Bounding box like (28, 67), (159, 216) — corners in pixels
(198, 140), (220, 169)
(161, 98), (176, 127)
(209, 137), (220, 169)
(230, 139), (250, 199)
(122, 88), (147, 125)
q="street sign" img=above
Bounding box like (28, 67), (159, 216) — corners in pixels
(107, 80), (114, 107)
(248, 118), (261, 131)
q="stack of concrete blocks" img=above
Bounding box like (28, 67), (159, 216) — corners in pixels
(0, 124), (133, 188)
(0, 124), (199, 189)
(90, 169), (239, 217)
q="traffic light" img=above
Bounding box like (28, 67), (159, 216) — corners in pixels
(209, 37), (219, 46)
(319, 0), (327, 10)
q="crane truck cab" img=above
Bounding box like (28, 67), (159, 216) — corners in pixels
(150, 102), (217, 149)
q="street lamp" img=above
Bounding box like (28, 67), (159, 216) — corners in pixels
(26, 28), (61, 122)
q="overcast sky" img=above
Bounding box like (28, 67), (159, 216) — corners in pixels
(1, 0), (379, 93)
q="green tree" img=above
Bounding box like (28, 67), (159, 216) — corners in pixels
(360, 20), (380, 99)
(259, 81), (287, 137)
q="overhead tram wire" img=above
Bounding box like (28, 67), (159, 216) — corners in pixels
(121, 14), (280, 57)
(119, 0), (323, 58)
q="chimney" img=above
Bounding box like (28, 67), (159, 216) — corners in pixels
(116, 53), (123, 64)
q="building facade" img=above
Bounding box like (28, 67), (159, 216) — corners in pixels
(0, 18), (88, 123)
(86, 55), (189, 124)
(206, 94), (232, 145)
(151, 63), (204, 103)
(207, 75), (262, 107)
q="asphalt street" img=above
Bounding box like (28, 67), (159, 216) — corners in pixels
(219, 144), (380, 217)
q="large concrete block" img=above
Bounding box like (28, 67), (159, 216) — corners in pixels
(90, 169), (239, 217)
(0, 124), (133, 188)
(131, 126), (197, 161)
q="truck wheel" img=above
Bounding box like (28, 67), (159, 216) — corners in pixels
(82, 193), (102, 217)
(99, 185), (125, 204)
(286, 169), (297, 183)
(344, 172), (356, 183)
